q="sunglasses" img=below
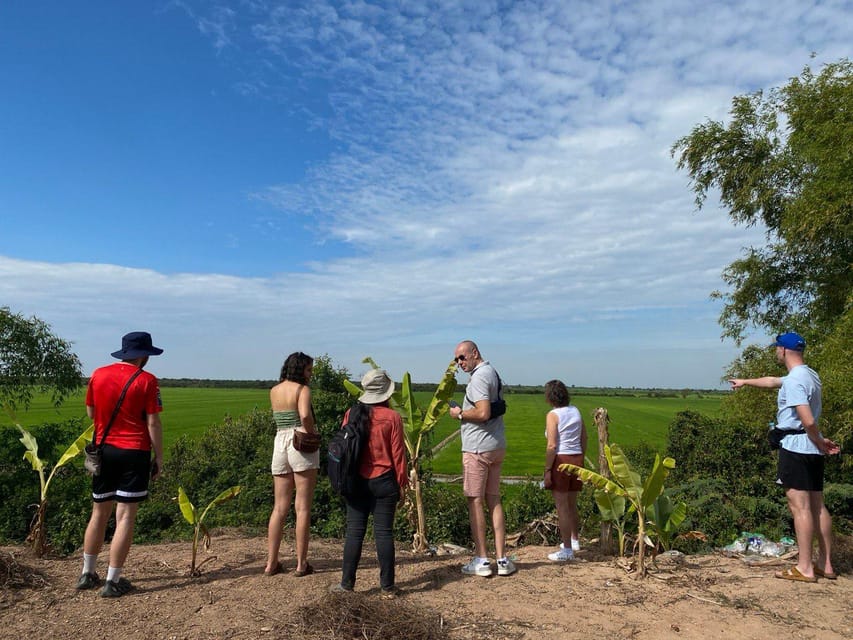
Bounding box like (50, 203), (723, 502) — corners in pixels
(454, 355), (467, 363)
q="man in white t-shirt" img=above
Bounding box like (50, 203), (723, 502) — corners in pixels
(730, 332), (840, 582)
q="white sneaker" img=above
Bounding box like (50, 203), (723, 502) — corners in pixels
(462, 558), (492, 577)
(496, 557), (516, 576)
(548, 546), (574, 562)
(571, 538), (581, 553)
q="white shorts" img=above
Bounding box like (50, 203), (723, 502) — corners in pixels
(271, 429), (320, 475)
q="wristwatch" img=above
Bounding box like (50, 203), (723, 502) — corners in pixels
(458, 410), (464, 421)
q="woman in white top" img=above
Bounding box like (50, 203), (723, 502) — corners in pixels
(543, 379), (587, 561)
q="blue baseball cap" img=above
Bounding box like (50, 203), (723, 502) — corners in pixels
(773, 332), (806, 351)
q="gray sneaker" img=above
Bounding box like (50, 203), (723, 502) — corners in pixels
(461, 558), (492, 577)
(329, 583), (353, 594)
(100, 577), (133, 598)
(75, 572), (100, 590)
(496, 558), (517, 576)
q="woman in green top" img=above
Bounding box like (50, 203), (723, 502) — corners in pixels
(264, 352), (319, 576)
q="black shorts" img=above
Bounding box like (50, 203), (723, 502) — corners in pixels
(777, 448), (825, 492)
(92, 444), (152, 503)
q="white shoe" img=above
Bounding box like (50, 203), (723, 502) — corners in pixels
(496, 557), (516, 576)
(548, 547), (574, 562)
(462, 558), (492, 577)
(571, 538), (581, 553)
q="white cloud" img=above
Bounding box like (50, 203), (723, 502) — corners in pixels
(5, 0), (850, 387)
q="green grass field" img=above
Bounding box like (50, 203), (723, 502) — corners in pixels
(4, 387), (271, 453)
(426, 392), (723, 476)
(5, 388), (721, 475)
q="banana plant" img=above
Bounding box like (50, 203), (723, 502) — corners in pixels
(648, 493), (688, 553)
(178, 485), (241, 575)
(345, 357), (457, 552)
(17, 424), (93, 556)
(559, 443), (677, 577)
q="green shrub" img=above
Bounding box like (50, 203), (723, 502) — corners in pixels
(0, 420), (90, 553)
(824, 483), (853, 531)
(503, 480), (558, 535)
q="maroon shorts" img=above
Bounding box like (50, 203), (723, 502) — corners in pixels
(550, 453), (584, 492)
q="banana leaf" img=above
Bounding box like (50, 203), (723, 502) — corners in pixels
(605, 444), (642, 502)
(559, 463), (628, 498)
(641, 455), (676, 509)
(199, 486), (241, 524)
(594, 489), (627, 522)
(17, 426), (44, 473)
(178, 486), (197, 525)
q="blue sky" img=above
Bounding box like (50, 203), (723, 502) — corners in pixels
(1, 1), (850, 388)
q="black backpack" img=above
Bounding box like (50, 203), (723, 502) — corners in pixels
(327, 420), (366, 496)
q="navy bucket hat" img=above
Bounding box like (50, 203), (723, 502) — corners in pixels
(111, 332), (164, 359)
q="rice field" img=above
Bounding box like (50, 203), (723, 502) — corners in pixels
(6, 388), (722, 475)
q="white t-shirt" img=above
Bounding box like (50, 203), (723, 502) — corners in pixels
(546, 405), (583, 455)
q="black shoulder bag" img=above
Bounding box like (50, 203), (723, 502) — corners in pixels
(84, 368), (143, 475)
(465, 371), (507, 419)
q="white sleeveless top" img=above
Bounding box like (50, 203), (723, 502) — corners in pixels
(546, 405), (583, 455)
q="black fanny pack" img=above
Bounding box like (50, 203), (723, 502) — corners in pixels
(768, 427), (806, 450)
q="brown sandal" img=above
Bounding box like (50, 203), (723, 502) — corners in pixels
(294, 563), (314, 577)
(775, 566), (817, 583)
(264, 561), (284, 576)
(813, 567), (838, 580)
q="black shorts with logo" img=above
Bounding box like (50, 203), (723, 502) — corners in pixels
(91, 444), (152, 503)
(777, 447), (825, 492)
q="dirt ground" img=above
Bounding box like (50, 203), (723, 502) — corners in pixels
(2, 533), (851, 640)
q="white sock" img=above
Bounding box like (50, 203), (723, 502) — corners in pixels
(82, 553), (97, 575)
(106, 566), (122, 583)
(476, 556), (489, 565)
(497, 556), (507, 563)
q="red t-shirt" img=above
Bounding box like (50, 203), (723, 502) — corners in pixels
(342, 405), (409, 491)
(86, 362), (162, 451)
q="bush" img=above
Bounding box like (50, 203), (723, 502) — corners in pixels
(824, 483), (853, 531)
(0, 420), (91, 554)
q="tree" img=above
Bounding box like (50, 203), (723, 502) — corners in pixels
(0, 307), (83, 416)
(671, 59), (852, 343)
(672, 59), (853, 452)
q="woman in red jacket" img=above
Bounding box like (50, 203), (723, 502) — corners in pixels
(334, 369), (408, 597)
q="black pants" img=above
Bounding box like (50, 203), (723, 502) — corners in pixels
(341, 471), (400, 590)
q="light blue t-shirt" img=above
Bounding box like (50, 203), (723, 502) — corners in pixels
(776, 364), (822, 455)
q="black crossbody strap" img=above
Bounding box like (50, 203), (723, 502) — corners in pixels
(95, 368), (144, 448)
(464, 371), (502, 406)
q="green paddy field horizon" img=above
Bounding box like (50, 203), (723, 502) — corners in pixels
(5, 386), (723, 476)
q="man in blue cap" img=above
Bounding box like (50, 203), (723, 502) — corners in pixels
(730, 332), (840, 582)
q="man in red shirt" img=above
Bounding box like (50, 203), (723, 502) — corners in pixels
(76, 332), (164, 597)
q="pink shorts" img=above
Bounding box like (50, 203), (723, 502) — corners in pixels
(462, 449), (506, 498)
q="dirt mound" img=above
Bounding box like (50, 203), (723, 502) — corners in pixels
(2, 534), (851, 639)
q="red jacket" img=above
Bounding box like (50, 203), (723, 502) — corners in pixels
(343, 405), (409, 491)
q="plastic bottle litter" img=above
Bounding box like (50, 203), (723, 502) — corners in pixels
(722, 531), (791, 557)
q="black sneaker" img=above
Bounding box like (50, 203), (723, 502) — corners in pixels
(76, 572), (100, 590)
(100, 577), (133, 598)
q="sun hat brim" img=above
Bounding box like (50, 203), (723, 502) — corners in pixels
(358, 369), (395, 404)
